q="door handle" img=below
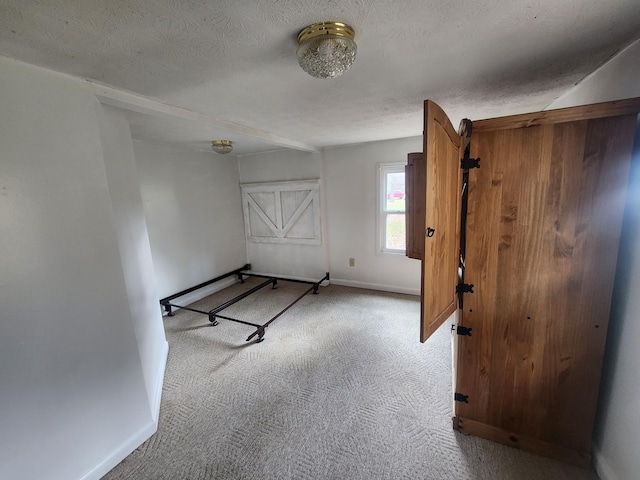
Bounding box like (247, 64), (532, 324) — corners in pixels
(426, 227), (435, 238)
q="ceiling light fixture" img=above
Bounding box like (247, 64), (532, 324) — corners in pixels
(211, 140), (233, 154)
(297, 21), (357, 79)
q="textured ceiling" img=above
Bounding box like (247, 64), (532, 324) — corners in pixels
(1, 0), (640, 155)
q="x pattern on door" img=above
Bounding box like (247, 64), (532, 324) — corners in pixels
(240, 180), (322, 245)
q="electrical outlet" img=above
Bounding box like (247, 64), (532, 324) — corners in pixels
(349, 257), (356, 267)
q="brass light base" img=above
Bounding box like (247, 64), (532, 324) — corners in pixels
(211, 140), (233, 154)
(297, 22), (355, 45)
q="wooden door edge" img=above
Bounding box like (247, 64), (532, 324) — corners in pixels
(472, 97), (640, 132)
(453, 416), (592, 469)
(420, 302), (456, 343)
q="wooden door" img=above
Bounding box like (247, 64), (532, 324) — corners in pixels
(454, 99), (640, 466)
(421, 101), (464, 342)
(405, 152), (425, 260)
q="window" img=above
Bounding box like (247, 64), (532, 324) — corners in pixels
(379, 163), (406, 253)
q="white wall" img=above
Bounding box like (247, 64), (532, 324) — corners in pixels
(96, 105), (168, 415)
(546, 38), (640, 109)
(0, 56), (166, 480)
(238, 149), (328, 280)
(237, 141), (423, 292)
(546, 38), (640, 480)
(133, 141), (247, 301)
(323, 137), (423, 295)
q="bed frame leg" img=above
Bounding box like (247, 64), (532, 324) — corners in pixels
(247, 327), (265, 343)
(272, 279), (278, 289)
(312, 273), (329, 294)
(208, 314), (219, 326)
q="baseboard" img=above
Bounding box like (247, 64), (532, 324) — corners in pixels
(244, 270), (330, 285)
(78, 419), (157, 480)
(162, 276), (238, 315)
(150, 340), (169, 419)
(330, 278), (420, 296)
(593, 443), (618, 480)
(78, 340), (168, 480)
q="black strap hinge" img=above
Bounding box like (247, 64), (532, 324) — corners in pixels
(456, 283), (474, 294)
(461, 157), (480, 170)
(454, 393), (469, 403)
(455, 326), (472, 337)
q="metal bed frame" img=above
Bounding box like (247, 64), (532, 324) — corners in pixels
(159, 264), (330, 343)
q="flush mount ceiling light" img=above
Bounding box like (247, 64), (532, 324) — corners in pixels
(297, 21), (357, 79)
(211, 140), (233, 154)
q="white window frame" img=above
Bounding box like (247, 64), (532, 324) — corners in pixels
(377, 163), (406, 254)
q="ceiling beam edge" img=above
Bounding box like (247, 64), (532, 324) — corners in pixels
(87, 80), (319, 153)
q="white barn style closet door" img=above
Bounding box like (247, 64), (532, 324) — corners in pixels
(240, 180), (322, 245)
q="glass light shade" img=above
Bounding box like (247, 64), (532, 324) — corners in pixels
(211, 140), (233, 154)
(297, 22), (357, 79)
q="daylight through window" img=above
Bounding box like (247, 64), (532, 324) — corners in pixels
(379, 164), (406, 253)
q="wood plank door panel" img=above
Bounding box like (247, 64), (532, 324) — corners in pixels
(406, 152), (425, 260)
(421, 101), (463, 342)
(455, 111), (638, 464)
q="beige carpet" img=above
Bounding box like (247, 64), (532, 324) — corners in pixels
(103, 279), (599, 480)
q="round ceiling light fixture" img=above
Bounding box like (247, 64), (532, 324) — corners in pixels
(211, 140), (233, 154)
(297, 21), (357, 79)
